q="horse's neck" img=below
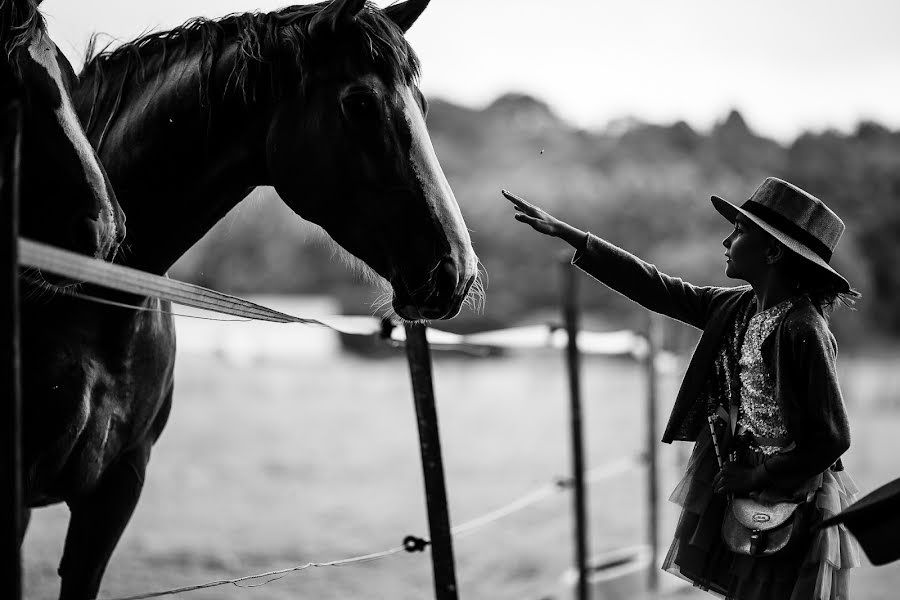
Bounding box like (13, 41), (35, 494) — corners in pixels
(88, 46), (272, 275)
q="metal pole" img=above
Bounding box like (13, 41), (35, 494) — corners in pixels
(403, 323), (459, 600)
(560, 258), (589, 600)
(1, 86), (24, 599)
(645, 313), (662, 591)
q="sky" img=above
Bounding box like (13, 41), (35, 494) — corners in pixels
(41, 0), (900, 143)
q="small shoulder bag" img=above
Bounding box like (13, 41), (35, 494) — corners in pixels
(708, 411), (805, 557)
(721, 497), (802, 556)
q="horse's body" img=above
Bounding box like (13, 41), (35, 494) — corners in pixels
(20, 1), (479, 598)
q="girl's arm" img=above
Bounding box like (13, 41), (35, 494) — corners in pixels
(760, 318), (851, 490)
(503, 189), (723, 329)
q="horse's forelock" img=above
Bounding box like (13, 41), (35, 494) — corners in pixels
(1, 0), (45, 65)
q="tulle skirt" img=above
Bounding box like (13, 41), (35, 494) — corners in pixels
(662, 427), (861, 600)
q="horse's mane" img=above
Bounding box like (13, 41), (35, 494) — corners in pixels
(1, 0), (44, 61)
(79, 2), (421, 107)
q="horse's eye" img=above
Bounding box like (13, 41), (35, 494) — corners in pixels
(417, 91), (429, 118)
(341, 92), (379, 122)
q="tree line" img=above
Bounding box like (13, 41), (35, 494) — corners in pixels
(171, 93), (900, 349)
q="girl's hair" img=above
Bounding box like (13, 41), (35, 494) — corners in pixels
(779, 248), (860, 317)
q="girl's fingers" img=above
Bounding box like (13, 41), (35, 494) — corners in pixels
(501, 189), (525, 203)
(513, 201), (535, 215)
(504, 191), (552, 231)
(502, 189), (537, 211)
(514, 213), (537, 225)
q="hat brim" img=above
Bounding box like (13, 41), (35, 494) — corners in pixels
(711, 195), (851, 293)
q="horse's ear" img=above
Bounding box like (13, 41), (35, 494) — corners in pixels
(384, 0), (430, 33)
(307, 0), (367, 38)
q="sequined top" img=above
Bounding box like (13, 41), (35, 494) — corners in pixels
(701, 300), (754, 419)
(699, 297), (795, 455)
(737, 299), (794, 454)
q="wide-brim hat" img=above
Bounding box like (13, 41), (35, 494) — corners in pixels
(817, 475), (900, 566)
(711, 177), (850, 292)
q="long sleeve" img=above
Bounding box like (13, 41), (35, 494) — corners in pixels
(572, 233), (737, 330)
(760, 315), (851, 491)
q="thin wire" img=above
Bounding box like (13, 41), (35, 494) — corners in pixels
(99, 545), (407, 600)
(451, 484), (557, 540)
(451, 455), (642, 540)
(96, 456), (643, 600)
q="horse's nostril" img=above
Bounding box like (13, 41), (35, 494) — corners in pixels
(436, 258), (459, 293)
(70, 217), (101, 256)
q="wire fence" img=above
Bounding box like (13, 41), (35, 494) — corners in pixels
(15, 238), (665, 600)
(98, 457), (643, 600)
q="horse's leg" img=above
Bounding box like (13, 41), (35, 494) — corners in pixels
(57, 445), (150, 600)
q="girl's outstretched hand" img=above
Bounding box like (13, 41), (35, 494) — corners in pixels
(502, 189), (565, 237)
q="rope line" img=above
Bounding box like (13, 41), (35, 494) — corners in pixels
(70, 291), (255, 322)
(63, 287), (646, 356)
(70, 289), (392, 336)
(19, 238), (321, 324)
(97, 455), (643, 600)
(19, 239), (656, 358)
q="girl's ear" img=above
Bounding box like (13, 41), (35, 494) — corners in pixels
(766, 240), (786, 265)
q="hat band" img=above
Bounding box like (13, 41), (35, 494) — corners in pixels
(740, 200), (833, 263)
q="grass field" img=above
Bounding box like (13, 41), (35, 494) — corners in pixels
(21, 339), (900, 599)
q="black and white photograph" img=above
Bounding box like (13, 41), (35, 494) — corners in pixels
(3, 1), (900, 599)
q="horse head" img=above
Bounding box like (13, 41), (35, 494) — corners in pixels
(2, 0), (125, 284)
(265, 0), (479, 321)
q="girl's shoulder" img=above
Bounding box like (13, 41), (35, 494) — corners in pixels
(782, 296), (829, 329)
(706, 284), (754, 309)
(779, 296), (837, 351)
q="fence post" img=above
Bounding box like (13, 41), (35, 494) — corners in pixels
(403, 323), (459, 600)
(1, 84), (24, 599)
(645, 313), (662, 591)
(560, 257), (589, 600)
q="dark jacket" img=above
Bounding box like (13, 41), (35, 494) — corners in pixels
(572, 233), (851, 491)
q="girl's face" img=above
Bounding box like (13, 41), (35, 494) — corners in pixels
(722, 215), (775, 282)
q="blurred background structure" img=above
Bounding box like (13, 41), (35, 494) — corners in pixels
(21, 1), (900, 598)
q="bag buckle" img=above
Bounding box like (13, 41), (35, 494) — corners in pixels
(749, 529), (764, 555)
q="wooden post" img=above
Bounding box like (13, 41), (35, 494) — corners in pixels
(404, 323), (459, 600)
(645, 313), (662, 591)
(560, 257), (589, 600)
(1, 87), (24, 599)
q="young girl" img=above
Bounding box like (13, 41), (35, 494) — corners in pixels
(503, 177), (861, 600)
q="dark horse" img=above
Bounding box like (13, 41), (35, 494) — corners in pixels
(20, 1), (480, 598)
(4, 1), (125, 595)
(1, 0), (124, 263)
(4, 1), (126, 597)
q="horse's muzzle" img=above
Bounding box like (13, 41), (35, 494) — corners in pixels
(392, 258), (474, 321)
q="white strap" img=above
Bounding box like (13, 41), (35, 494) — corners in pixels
(18, 238), (319, 324)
